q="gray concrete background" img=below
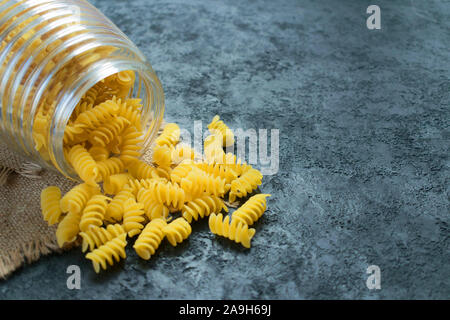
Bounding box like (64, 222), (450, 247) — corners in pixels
(1, 0), (449, 299)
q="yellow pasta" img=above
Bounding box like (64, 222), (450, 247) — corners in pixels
(31, 110), (49, 151)
(79, 194), (110, 232)
(208, 115), (235, 147)
(63, 123), (88, 146)
(119, 125), (144, 164)
(74, 97), (120, 128)
(106, 135), (123, 154)
(136, 188), (170, 220)
(128, 159), (159, 180)
(88, 146), (110, 161)
(163, 217), (192, 247)
(122, 198), (146, 237)
(86, 233), (127, 273)
(171, 143), (196, 164)
(103, 173), (133, 195)
(96, 157), (125, 182)
(154, 123), (180, 147)
(117, 98), (142, 131)
(170, 160), (194, 184)
(231, 194), (270, 226)
(152, 145), (173, 167)
(208, 213), (256, 248)
(182, 194), (228, 223)
(89, 116), (130, 147)
(55, 211), (81, 248)
(180, 169), (226, 198)
(133, 218), (167, 260)
(40, 186), (63, 226)
(105, 185), (134, 222)
(29, 56), (271, 273)
(125, 178), (162, 196)
(79, 224), (126, 252)
(70, 101), (94, 123)
(154, 166), (172, 181)
(145, 202), (170, 221)
(209, 152), (251, 176)
(67, 144), (99, 186)
(137, 180), (185, 211)
(195, 162), (238, 184)
(229, 168), (263, 202)
(204, 132), (224, 154)
(60, 183), (100, 215)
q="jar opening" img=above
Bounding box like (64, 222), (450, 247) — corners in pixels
(51, 60), (164, 180)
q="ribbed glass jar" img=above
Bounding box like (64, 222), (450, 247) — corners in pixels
(0, 0), (164, 179)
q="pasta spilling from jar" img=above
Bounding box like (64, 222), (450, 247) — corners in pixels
(40, 79), (271, 272)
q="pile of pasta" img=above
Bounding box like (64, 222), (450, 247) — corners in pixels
(40, 79), (270, 273)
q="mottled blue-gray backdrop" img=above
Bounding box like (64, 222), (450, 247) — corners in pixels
(1, 0), (449, 299)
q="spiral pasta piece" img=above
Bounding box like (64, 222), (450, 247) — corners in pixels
(119, 126), (144, 164)
(104, 173), (133, 195)
(80, 224), (126, 252)
(128, 159), (159, 180)
(55, 211), (81, 248)
(163, 218), (192, 247)
(114, 71), (136, 100)
(209, 152), (251, 176)
(122, 198), (146, 237)
(208, 115), (235, 147)
(171, 143), (196, 164)
(154, 166), (172, 181)
(89, 116), (130, 147)
(133, 218), (167, 260)
(105, 185), (134, 222)
(70, 101), (94, 123)
(208, 213), (256, 248)
(182, 194), (228, 223)
(138, 180), (186, 210)
(152, 145), (173, 167)
(32, 111), (50, 151)
(117, 98), (142, 131)
(86, 233), (127, 273)
(229, 168), (263, 202)
(79, 195), (110, 232)
(67, 144), (99, 186)
(125, 178), (161, 196)
(63, 123), (88, 146)
(116, 70), (136, 87)
(96, 157), (125, 182)
(154, 123), (180, 147)
(89, 146), (110, 161)
(180, 170), (226, 198)
(60, 183), (100, 215)
(40, 186), (63, 225)
(136, 188), (170, 220)
(204, 133), (224, 161)
(232, 194), (271, 226)
(195, 162), (238, 184)
(74, 97), (120, 128)
(145, 202), (170, 221)
(170, 160), (194, 184)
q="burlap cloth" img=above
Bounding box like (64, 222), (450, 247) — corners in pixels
(0, 127), (161, 279)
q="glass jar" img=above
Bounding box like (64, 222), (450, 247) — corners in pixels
(0, 0), (165, 179)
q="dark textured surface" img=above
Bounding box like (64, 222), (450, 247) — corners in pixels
(1, 0), (449, 299)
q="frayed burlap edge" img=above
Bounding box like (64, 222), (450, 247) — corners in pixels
(0, 233), (81, 279)
(0, 122), (166, 280)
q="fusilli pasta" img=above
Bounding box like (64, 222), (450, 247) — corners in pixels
(209, 213), (256, 248)
(133, 218), (167, 260)
(86, 233), (127, 273)
(163, 217), (192, 247)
